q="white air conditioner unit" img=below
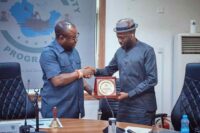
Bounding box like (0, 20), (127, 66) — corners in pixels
(172, 33), (200, 106)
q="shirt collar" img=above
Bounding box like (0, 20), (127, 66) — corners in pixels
(53, 40), (65, 53)
(53, 40), (74, 54)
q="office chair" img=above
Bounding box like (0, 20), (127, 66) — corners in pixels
(156, 63), (200, 132)
(0, 62), (35, 120)
(171, 63), (200, 132)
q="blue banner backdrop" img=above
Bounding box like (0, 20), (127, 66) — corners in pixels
(0, 0), (96, 89)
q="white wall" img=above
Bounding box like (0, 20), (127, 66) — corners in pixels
(105, 0), (200, 114)
(83, 100), (99, 119)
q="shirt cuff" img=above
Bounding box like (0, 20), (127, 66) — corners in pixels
(94, 69), (100, 76)
(128, 90), (137, 98)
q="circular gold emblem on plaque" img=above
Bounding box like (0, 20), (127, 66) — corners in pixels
(99, 80), (114, 96)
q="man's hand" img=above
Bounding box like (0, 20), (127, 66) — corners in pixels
(82, 66), (96, 78)
(79, 67), (94, 78)
(117, 92), (128, 100)
(84, 66), (96, 73)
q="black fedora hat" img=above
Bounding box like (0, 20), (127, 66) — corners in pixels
(113, 18), (138, 33)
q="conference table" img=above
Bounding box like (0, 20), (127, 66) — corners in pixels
(40, 118), (151, 133)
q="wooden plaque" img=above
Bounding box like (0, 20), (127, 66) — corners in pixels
(94, 77), (117, 98)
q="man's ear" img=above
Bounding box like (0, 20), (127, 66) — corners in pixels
(57, 35), (65, 44)
(59, 35), (64, 40)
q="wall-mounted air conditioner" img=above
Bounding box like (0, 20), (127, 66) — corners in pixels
(172, 33), (200, 106)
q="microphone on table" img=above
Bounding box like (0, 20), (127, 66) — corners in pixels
(19, 79), (33, 133)
(103, 91), (124, 133)
(33, 88), (46, 133)
(20, 80), (45, 133)
(104, 95), (115, 119)
(104, 96), (116, 133)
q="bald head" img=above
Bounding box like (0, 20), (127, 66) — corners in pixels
(54, 20), (78, 51)
(55, 20), (76, 39)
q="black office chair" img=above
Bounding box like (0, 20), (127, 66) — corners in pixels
(171, 63), (200, 132)
(0, 62), (35, 120)
(156, 63), (200, 132)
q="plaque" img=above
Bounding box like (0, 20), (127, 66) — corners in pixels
(94, 77), (117, 98)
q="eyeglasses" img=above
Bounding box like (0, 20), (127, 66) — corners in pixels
(63, 32), (80, 41)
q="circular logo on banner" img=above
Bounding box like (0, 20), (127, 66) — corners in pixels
(0, 0), (80, 54)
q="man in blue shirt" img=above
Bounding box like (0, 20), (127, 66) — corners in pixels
(39, 20), (93, 118)
(89, 18), (158, 125)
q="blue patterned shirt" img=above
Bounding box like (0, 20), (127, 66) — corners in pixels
(95, 40), (158, 124)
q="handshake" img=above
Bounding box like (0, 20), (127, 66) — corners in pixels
(76, 66), (95, 79)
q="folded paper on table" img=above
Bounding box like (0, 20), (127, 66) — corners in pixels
(125, 126), (151, 133)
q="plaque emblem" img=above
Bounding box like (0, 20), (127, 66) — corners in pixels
(94, 77), (117, 98)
